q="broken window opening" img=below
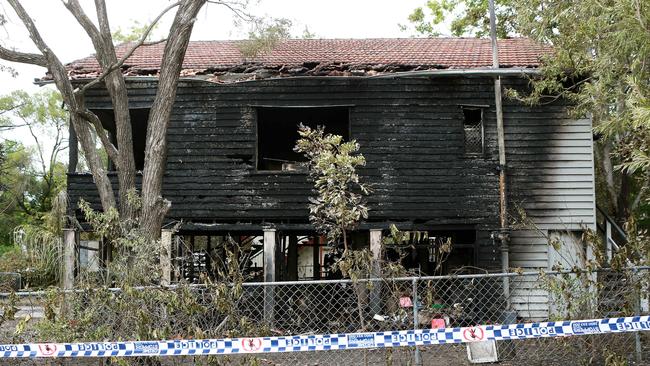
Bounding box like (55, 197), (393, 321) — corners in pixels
(92, 108), (150, 171)
(462, 107), (484, 155)
(256, 107), (350, 171)
(384, 229), (477, 276)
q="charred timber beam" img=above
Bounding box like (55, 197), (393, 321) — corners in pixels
(174, 222), (481, 232)
(68, 117), (78, 173)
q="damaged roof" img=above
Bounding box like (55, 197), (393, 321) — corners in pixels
(63, 38), (551, 83)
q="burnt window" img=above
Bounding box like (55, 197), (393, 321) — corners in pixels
(384, 229), (477, 276)
(256, 107), (350, 171)
(462, 107), (484, 155)
(92, 109), (149, 171)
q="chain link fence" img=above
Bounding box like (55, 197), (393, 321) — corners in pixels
(0, 267), (648, 365)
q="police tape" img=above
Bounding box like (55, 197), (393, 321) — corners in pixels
(1, 315), (648, 358)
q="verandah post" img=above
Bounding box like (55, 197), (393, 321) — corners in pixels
(62, 228), (77, 290)
(160, 229), (173, 286)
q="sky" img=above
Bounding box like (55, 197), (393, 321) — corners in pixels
(0, 0), (427, 94)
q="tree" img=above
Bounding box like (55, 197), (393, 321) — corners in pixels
(400, 0), (517, 37)
(0, 141), (36, 245)
(511, 0), (650, 227)
(111, 20), (160, 44)
(0, 90), (68, 215)
(0, 90), (68, 248)
(0, 0), (248, 240)
(238, 17), (293, 58)
(404, 0), (650, 227)
(294, 124), (370, 254)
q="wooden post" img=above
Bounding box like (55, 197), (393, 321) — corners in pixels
(161, 229), (173, 286)
(370, 229), (382, 261)
(276, 235), (284, 280)
(62, 229), (76, 290)
(287, 235), (298, 281)
(369, 229), (383, 315)
(68, 119), (78, 173)
(85, 240), (99, 272)
(263, 229), (276, 323)
(263, 229), (277, 283)
(313, 235), (321, 280)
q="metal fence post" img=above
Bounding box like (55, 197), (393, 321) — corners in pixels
(370, 229), (383, 316)
(412, 277), (421, 366)
(634, 269), (642, 363)
(263, 229), (277, 324)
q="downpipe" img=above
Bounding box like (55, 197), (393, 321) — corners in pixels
(489, 0), (512, 312)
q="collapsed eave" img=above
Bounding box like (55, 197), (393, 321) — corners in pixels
(34, 65), (540, 86)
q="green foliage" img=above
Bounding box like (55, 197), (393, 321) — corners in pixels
(382, 224), (452, 275)
(301, 26), (317, 39)
(401, 0), (517, 37)
(294, 124), (370, 253)
(383, 224), (429, 246)
(238, 18), (292, 58)
(0, 89), (67, 221)
(31, 220), (269, 364)
(77, 194), (165, 287)
(111, 20), (159, 44)
(609, 219), (649, 269)
(0, 89), (67, 288)
(0, 191), (68, 289)
(0, 90), (67, 128)
(511, 0), (650, 224)
(0, 141), (36, 246)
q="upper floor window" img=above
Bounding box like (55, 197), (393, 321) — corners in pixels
(256, 106), (350, 171)
(92, 108), (149, 171)
(462, 106), (484, 156)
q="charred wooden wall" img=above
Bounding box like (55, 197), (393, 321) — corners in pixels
(69, 77), (503, 224)
(67, 76), (595, 277)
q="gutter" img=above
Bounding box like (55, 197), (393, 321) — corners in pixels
(370, 67), (540, 78)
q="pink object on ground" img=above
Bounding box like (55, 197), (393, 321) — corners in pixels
(431, 318), (446, 329)
(399, 296), (413, 308)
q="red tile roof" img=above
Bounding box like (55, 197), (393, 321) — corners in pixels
(65, 38), (551, 80)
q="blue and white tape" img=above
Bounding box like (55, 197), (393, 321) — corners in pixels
(1, 315), (648, 358)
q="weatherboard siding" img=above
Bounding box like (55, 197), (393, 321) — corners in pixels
(502, 79), (596, 320)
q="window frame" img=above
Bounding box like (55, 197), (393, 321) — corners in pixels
(90, 108), (150, 172)
(459, 104), (487, 157)
(252, 104), (354, 174)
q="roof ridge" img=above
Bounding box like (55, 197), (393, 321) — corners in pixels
(191, 37), (536, 42)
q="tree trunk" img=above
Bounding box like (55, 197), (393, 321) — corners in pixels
(141, 0), (208, 239)
(616, 174), (632, 227)
(63, 0), (137, 221)
(106, 72), (137, 222)
(68, 112), (117, 212)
